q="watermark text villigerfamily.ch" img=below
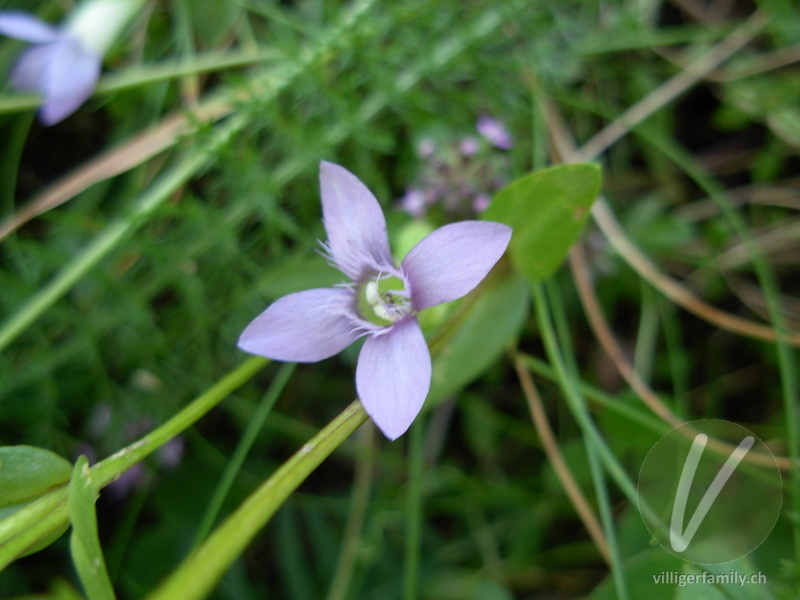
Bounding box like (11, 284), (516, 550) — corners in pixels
(653, 570), (766, 587)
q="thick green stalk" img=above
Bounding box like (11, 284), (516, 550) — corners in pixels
(146, 401), (368, 600)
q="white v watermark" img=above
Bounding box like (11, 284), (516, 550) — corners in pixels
(669, 434), (754, 552)
(638, 419), (782, 564)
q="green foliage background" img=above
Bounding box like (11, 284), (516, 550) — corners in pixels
(0, 0), (798, 598)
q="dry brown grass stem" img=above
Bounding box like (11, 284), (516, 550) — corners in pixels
(591, 199), (800, 345)
(513, 357), (612, 565)
(530, 12), (800, 468)
(569, 243), (794, 470)
(538, 11), (800, 346)
(714, 218), (800, 271)
(661, 43), (800, 82)
(569, 11), (766, 163)
(0, 96), (232, 241)
(675, 182), (800, 221)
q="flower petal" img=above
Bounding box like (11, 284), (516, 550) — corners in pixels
(8, 44), (52, 91)
(39, 37), (100, 124)
(402, 221), (511, 310)
(319, 161), (394, 281)
(0, 12), (60, 43)
(9, 36), (100, 124)
(356, 317), (431, 440)
(476, 116), (513, 149)
(238, 288), (360, 362)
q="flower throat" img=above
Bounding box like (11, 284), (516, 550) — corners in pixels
(358, 275), (411, 326)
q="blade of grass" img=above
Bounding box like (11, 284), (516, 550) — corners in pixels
(0, 48), (281, 116)
(543, 278), (627, 599)
(192, 362), (296, 546)
(528, 280), (646, 600)
(513, 358), (611, 564)
(632, 120), (800, 559)
(569, 243), (793, 470)
(516, 353), (667, 435)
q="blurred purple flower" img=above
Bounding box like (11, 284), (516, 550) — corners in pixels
(0, 1), (140, 124)
(107, 462), (149, 499)
(459, 136), (479, 157)
(400, 187), (427, 218)
(476, 116), (513, 150)
(472, 194), (491, 214)
(158, 437), (185, 469)
(0, 12), (99, 124)
(239, 162), (511, 440)
(417, 138), (436, 158)
(400, 117), (513, 219)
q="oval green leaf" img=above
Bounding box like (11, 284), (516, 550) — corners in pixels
(482, 163), (601, 281)
(0, 445), (73, 506)
(428, 260), (528, 402)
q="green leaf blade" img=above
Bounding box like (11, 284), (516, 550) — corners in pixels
(0, 446), (73, 506)
(483, 163), (602, 281)
(428, 261), (528, 402)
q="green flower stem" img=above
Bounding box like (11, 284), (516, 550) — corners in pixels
(146, 401), (368, 600)
(0, 357), (268, 570)
(0, 485), (66, 549)
(69, 457), (116, 600)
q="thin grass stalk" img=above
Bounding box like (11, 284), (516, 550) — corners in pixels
(192, 362), (296, 547)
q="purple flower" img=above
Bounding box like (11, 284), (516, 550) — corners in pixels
(0, 1), (140, 125)
(0, 12), (99, 124)
(239, 162), (512, 440)
(399, 187), (427, 218)
(472, 193), (491, 214)
(458, 136), (479, 157)
(417, 138), (436, 158)
(476, 116), (513, 150)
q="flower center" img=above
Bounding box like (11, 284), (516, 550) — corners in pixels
(358, 275), (411, 326)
